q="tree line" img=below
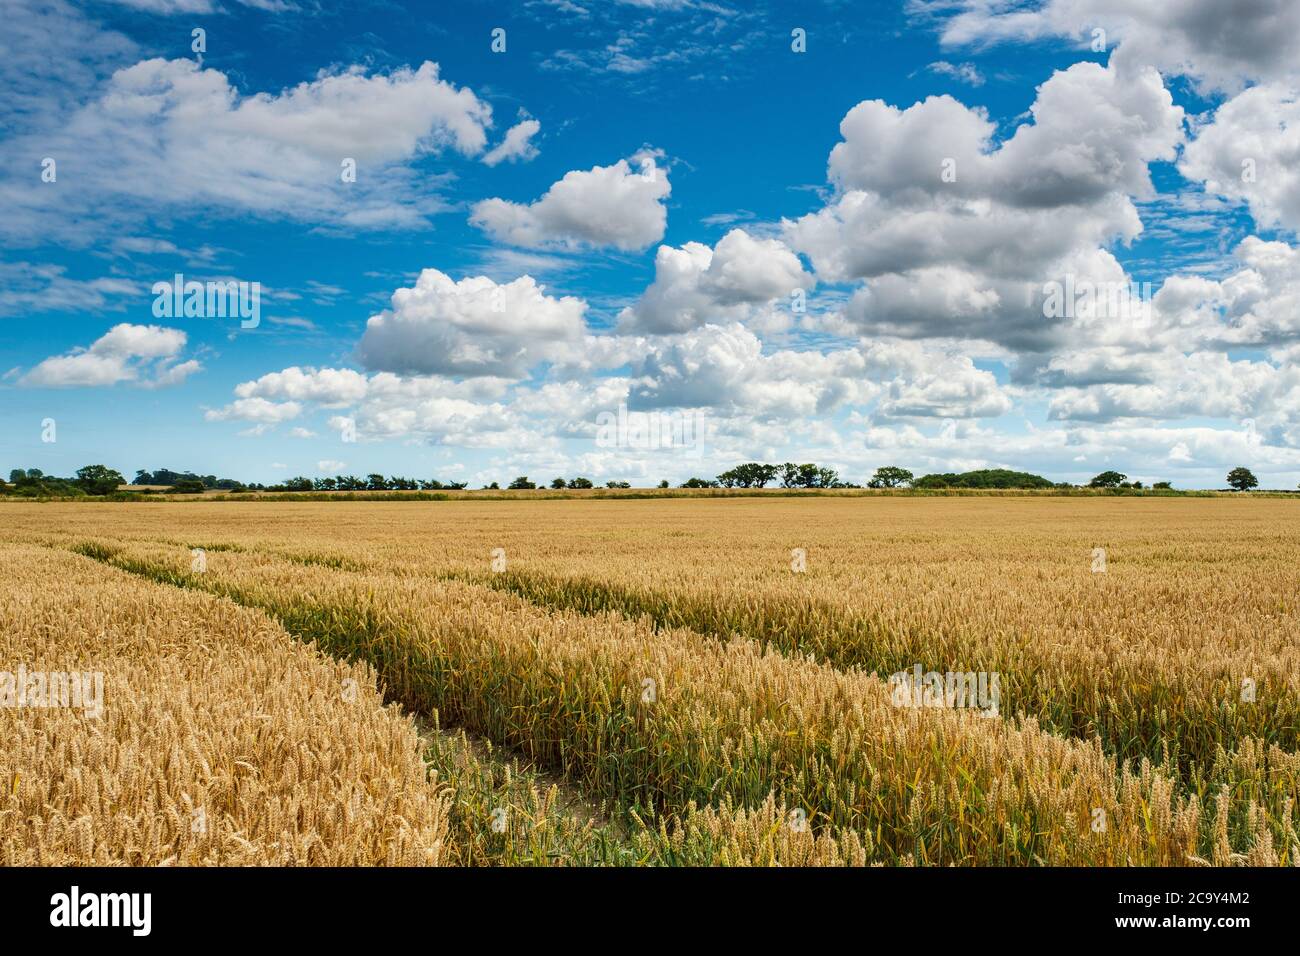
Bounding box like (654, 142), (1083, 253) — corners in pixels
(132, 468), (247, 492)
(5, 466), (126, 497)
(270, 475), (469, 492)
(0, 463), (1275, 497)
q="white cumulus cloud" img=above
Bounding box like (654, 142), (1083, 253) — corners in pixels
(470, 151), (670, 250)
(482, 118), (542, 166)
(618, 229), (813, 334)
(20, 323), (199, 388)
(356, 269), (588, 378)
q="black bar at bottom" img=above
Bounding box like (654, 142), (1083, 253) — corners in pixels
(0, 865), (1283, 941)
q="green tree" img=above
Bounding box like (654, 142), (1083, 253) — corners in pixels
(508, 476), (536, 489)
(867, 466), (914, 488)
(74, 464), (126, 495)
(717, 462), (779, 488)
(774, 462), (839, 488)
(1088, 470), (1127, 488)
(550, 477), (567, 489)
(1227, 467), (1258, 491)
(567, 477), (593, 489)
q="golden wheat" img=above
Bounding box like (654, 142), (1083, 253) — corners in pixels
(0, 544), (450, 865)
(4, 496), (1298, 865)
(67, 537), (1297, 864)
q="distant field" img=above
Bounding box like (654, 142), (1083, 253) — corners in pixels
(4, 497), (1298, 865)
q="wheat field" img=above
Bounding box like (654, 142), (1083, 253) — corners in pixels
(2, 496), (1297, 865)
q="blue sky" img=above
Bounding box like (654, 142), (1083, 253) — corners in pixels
(4, 0), (1300, 488)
